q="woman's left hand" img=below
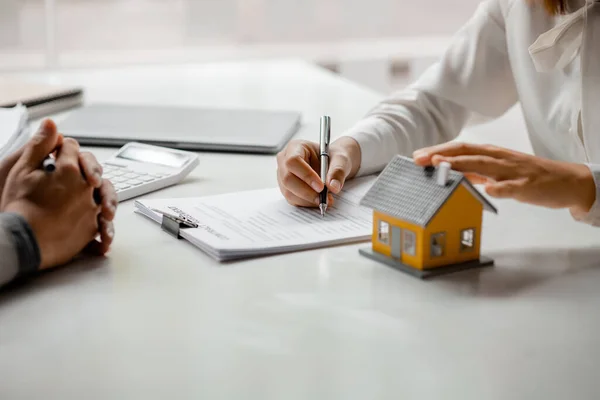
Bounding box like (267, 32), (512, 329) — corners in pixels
(412, 142), (597, 216)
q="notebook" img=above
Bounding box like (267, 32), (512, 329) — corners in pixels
(0, 79), (83, 120)
(133, 176), (377, 261)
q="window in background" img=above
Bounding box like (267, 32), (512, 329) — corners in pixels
(0, 0), (46, 70)
(0, 0), (484, 92)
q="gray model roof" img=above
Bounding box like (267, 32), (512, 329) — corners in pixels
(360, 155), (497, 227)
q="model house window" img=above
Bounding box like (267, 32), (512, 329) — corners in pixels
(378, 220), (390, 244)
(403, 230), (416, 256)
(430, 232), (446, 258)
(461, 228), (475, 251)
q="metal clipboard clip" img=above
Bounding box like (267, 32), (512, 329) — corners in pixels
(152, 209), (199, 239)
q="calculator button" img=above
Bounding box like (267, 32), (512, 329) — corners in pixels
(115, 183), (130, 191)
(140, 176), (154, 182)
(104, 161), (128, 168)
(111, 170), (127, 177)
(112, 176), (128, 183)
(127, 179), (143, 186)
(124, 173), (138, 179)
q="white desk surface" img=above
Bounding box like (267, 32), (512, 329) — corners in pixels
(1, 60), (600, 400)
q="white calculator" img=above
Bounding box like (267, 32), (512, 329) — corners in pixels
(101, 142), (199, 202)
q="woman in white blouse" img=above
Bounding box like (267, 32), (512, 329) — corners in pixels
(276, 0), (600, 226)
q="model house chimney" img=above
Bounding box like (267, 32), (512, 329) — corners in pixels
(437, 162), (450, 186)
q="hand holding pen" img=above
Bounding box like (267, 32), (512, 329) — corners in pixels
(319, 116), (331, 217)
(42, 147), (105, 205)
(43, 154), (56, 172)
(275, 117), (361, 209)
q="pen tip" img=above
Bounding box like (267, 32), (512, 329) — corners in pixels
(319, 204), (327, 217)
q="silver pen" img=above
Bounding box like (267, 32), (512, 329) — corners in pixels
(42, 154), (56, 172)
(319, 116), (331, 217)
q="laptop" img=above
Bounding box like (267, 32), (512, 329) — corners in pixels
(57, 103), (302, 154)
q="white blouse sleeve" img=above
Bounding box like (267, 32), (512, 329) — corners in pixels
(342, 0), (519, 176)
(571, 164), (600, 227)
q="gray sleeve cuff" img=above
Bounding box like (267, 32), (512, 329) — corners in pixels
(571, 164), (600, 227)
(0, 212), (41, 287)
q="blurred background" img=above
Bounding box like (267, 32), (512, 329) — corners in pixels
(0, 0), (482, 93)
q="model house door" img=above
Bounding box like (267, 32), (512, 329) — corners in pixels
(391, 227), (402, 259)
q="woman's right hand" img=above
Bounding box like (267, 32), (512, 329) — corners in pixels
(276, 136), (361, 207)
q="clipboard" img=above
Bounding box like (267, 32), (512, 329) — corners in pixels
(152, 208), (198, 239)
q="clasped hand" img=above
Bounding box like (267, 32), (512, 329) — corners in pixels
(0, 120), (117, 269)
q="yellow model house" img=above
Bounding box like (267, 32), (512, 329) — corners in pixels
(359, 155), (497, 279)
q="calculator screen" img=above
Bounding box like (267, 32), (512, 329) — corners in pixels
(116, 146), (189, 168)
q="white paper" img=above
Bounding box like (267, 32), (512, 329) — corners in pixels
(0, 104), (30, 161)
(135, 176), (377, 260)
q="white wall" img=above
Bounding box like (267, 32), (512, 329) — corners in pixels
(0, 0), (484, 92)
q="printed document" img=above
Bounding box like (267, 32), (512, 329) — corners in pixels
(0, 105), (30, 161)
(134, 176), (376, 261)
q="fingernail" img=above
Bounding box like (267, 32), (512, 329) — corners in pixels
(431, 155), (446, 165)
(39, 119), (53, 135)
(314, 196), (320, 205)
(36, 124), (48, 136)
(101, 218), (114, 238)
(330, 180), (341, 193)
(311, 181), (322, 192)
(413, 150), (426, 159)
